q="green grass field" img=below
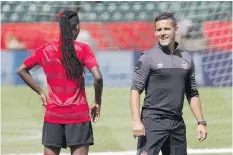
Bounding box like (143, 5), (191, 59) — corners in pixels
(1, 86), (232, 155)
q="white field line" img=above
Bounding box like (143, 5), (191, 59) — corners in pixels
(3, 148), (233, 155)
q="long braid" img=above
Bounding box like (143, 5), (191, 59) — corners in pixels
(59, 10), (83, 80)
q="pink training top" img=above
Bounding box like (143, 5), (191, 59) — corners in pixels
(23, 41), (99, 124)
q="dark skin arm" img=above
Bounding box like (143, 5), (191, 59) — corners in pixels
(16, 63), (47, 106)
(89, 66), (103, 122)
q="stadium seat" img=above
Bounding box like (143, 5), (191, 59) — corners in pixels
(1, 1), (232, 23)
(2, 4), (11, 12)
(137, 12), (149, 21)
(94, 3), (106, 13)
(118, 2), (131, 13)
(1, 1), (232, 51)
(124, 12), (135, 21)
(42, 4), (53, 13)
(145, 2), (156, 11)
(82, 3), (92, 12)
(87, 12), (98, 21)
(21, 14), (34, 22)
(106, 2), (117, 13)
(28, 4), (38, 13)
(132, 2), (143, 12)
(112, 12), (123, 21)
(1, 13), (7, 22)
(100, 12), (110, 22)
(10, 13), (20, 22)
(14, 4), (24, 13)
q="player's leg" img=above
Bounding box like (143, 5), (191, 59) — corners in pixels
(170, 119), (187, 155)
(70, 145), (89, 155)
(65, 121), (94, 155)
(137, 117), (170, 155)
(42, 122), (66, 155)
(44, 146), (61, 155)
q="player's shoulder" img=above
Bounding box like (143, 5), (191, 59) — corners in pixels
(73, 40), (91, 50)
(73, 41), (94, 59)
(39, 40), (60, 49)
(40, 41), (61, 54)
(33, 42), (53, 55)
(37, 42), (50, 50)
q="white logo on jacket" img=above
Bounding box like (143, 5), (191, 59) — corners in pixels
(157, 63), (164, 69)
(181, 61), (188, 69)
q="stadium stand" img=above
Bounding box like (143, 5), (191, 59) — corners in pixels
(1, 1), (232, 51)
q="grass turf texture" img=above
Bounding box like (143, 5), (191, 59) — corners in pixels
(1, 86), (232, 154)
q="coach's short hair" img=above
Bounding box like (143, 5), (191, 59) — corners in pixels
(154, 12), (177, 28)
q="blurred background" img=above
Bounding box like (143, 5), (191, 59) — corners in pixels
(1, 1), (232, 155)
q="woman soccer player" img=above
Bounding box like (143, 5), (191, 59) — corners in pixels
(17, 10), (103, 155)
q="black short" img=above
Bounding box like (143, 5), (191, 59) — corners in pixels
(42, 121), (94, 148)
(137, 117), (187, 155)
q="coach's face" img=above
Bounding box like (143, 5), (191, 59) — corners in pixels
(154, 19), (178, 47)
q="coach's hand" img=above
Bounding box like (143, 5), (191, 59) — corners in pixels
(89, 102), (101, 123)
(197, 125), (207, 142)
(132, 121), (145, 138)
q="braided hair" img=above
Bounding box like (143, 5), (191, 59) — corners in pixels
(58, 10), (83, 80)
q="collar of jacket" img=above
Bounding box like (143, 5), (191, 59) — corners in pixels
(157, 41), (180, 55)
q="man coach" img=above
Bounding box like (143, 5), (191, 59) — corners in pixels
(130, 12), (207, 155)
